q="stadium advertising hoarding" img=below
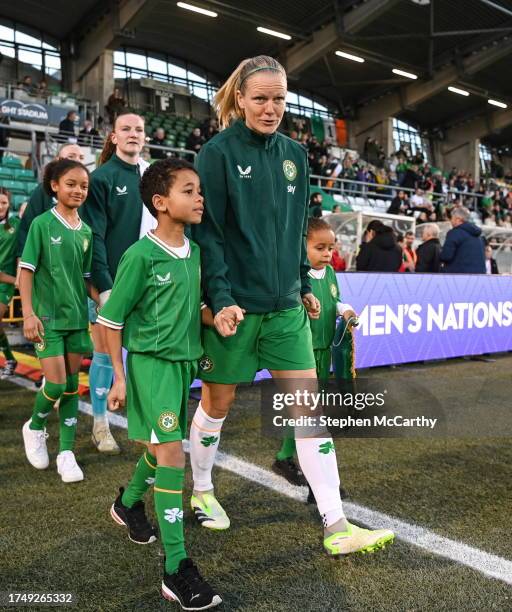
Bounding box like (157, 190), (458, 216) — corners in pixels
(338, 272), (512, 367)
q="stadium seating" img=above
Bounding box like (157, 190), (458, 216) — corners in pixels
(0, 159), (37, 210)
(141, 111), (200, 149)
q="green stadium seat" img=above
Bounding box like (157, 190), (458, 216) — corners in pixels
(11, 194), (27, 210)
(13, 168), (36, 181)
(0, 167), (13, 180)
(1, 157), (22, 168)
(24, 182), (38, 195)
(0, 180), (25, 194)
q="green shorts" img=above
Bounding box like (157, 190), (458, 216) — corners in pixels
(0, 282), (14, 307)
(199, 305), (315, 384)
(35, 327), (92, 359)
(314, 348), (332, 382)
(126, 353), (196, 444)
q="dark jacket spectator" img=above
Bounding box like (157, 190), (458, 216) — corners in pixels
(416, 224), (441, 273)
(401, 165), (419, 190)
(484, 245), (499, 275)
(387, 191), (408, 215)
(58, 111), (77, 139)
(150, 128), (167, 159)
(308, 193), (323, 218)
(440, 208), (485, 273)
(186, 128), (205, 153)
(356, 225), (402, 272)
(106, 88), (126, 124)
(78, 120), (99, 145)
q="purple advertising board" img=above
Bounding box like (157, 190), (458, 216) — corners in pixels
(337, 272), (512, 368)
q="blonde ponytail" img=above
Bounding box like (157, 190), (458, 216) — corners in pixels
(214, 55), (286, 130)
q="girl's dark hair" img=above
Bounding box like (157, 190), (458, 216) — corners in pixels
(0, 187), (12, 230)
(140, 157), (197, 218)
(307, 217), (333, 238)
(43, 159), (90, 197)
(98, 110), (144, 166)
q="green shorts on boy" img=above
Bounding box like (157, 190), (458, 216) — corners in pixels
(98, 231), (202, 443)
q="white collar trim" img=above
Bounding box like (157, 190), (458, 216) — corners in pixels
(146, 231), (190, 259)
(51, 207), (82, 230)
(308, 267), (326, 279)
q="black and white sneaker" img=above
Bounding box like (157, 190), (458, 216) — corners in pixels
(307, 483), (349, 504)
(272, 457), (307, 486)
(162, 558), (222, 610)
(110, 486), (157, 544)
(0, 359), (17, 379)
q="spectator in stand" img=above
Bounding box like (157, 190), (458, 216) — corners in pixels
(186, 127), (205, 154)
(401, 164), (419, 190)
(149, 127), (167, 159)
(201, 118), (219, 141)
(440, 207), (485, 274)
(18, 75), (34, 95)
(105, 88), (126, 125)
(356, 221), (402, 272)
(401, 231), (417, 272)
(387, 190), (408, 215)
(79, 119), (99, 146)
(484, 244), (499, 275)
(37, 79), (49, 97)
(331, 239), (346, 272)
(416, 224), (441, 273)
(308, 192), (323, 218)
(331, 204), (341, 214)
(58, 110), (78, 141)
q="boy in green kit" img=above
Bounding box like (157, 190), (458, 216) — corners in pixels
(97, 158), (222, 610)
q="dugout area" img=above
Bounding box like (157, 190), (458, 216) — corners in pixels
(1, 354), (511, 611)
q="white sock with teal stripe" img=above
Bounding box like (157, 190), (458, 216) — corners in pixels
(190, 401), (225, 494)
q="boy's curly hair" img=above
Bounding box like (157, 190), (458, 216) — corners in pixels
(140, 158), (198, 218)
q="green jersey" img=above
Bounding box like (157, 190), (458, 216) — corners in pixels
(0, 216), (20, 275)
(20, 207), (92, 331)
(97, 232), (202, 362)
(308, 265), (341, 350)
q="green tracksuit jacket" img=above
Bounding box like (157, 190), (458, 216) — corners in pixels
(192, 119), (311, 315)
(16, 184), (54, 258)
(80, 154), (143, 293)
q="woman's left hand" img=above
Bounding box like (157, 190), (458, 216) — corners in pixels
(302, 293), (321, 319)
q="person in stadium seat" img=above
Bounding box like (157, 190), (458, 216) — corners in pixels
(149, 127), (167, 159)
(16, 144), (84, 261)
(105, 88), (126, 126)
(356, 221), (402, 272)
(387, 189), (408, 215)
(79, 119), (99, 146)
(185, 127), (205, 155)
(189, 54), (394, 556)
(58, 110), (78, 141)
(308, 192), (323, 218)
(440, 207), (486, 274)
(484, 244), (499, 275)
(81, 111), (155, 454)
(402, 231), (417, 272)
(0, 188), (20, 378)
(415, 223), (441, 273)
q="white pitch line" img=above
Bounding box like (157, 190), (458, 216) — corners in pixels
(10, 376), (512, 586)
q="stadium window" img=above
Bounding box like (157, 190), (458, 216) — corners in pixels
(18, 48), (42, 70)
(147, 56), (168, 76)
(392, 118), (430, 161)
(479, 143), (492, 173)
(0, 44), (15, 58)
(125, 52), (147, 71)
(286, 90), (333, 119)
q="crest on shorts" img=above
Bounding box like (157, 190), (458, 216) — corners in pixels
(158, 411), (179, 432)
(199, 356), (214, 373)
(35, 339), (46, 352)
(330, 283), (338, 298)
(283, 160), (297, 181)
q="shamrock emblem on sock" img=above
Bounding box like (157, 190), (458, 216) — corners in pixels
(319, 441), (335, 454)
(200, 435), (219, 447)
(164, 508), (184, 524)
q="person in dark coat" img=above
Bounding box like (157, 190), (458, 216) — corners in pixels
(356, 222), (402, 272)
(484, 244), (499, 275)
(387, 190), (408, 215)
(58, 110), (77, 140)
(416, 223), (441, 273)
(440, 207), (485, 274)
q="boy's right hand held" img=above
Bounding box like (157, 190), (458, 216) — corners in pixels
(108, 379), (126, 411)
(23, 314), (44, 343)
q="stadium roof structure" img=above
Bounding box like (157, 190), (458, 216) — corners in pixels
(3, 0), (512, 145)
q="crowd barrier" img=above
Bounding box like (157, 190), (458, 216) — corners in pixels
(337, 272), (512, 368)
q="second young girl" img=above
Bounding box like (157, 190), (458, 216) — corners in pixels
(20, 159), (98, 483)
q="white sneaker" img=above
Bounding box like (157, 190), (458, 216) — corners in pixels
(22, 419), (49, 469)
(92, 420), (120, 453)
(56, 450), (84, 483)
